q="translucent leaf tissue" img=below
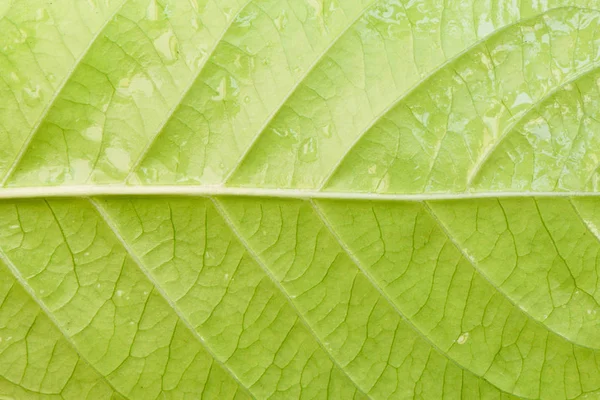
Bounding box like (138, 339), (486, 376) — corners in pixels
(1, 1), (600, 399)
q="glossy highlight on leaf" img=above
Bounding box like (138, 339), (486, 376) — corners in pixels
(2, 1), (600, 399)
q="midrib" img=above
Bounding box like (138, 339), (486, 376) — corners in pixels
(0, 185), (598, 200)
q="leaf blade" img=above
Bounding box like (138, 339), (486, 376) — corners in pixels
(5, 2), (600, 399)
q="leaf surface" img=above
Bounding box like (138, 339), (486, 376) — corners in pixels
(2, 1), (600, 399)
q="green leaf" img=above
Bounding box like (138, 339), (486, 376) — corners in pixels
(2, 1), (600, 399)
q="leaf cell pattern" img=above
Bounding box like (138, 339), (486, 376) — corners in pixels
(2, 1), (600, 399)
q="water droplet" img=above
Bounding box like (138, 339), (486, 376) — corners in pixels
(87, 0), (98, 11)
(224, 273), (230, 280)
(232, 54), (257, 82)
(587, 309), (598, 320)
(5, 29), (29, 45)
(244, 96), (250, 103)
(477, 20), (494, 38)
(117, 74), (154, 97)
(131, 74), (154, 96)
(82, 125), (103, 142)
(35, 8), (49, 22)
(236, 10), (258, 27)
(233, 54), (243, 70)
(275, 10), (288, 31)
(321, 124), (332, 138)
(298, 137), (318, 162)
(154, 31), (179, 64)
(223, 7), (234, 21)
(307, 0), (327, 34)
(163, 4), (173, 19)
(9, 72), (19, 83)
(211, 78), (227, 101)
(261, 57), (270, 66)
(189, 46), (208, 68)
(272, 128), (287, 138)
(457, 332), (469, 344)
(106, 147), (131, 172)
(116, 290), (124, 297)
(47, 73), (56, 83)
(191, 15), (202, 31)
(368, 164), (377, 174)
(96, 283), (101, 289)
(146, 0), (161, 21)
(22, 84), (43, 106)
(70, 159), (91, 182)
(229, 76), (239, 94)
(511, 92), (533, 109)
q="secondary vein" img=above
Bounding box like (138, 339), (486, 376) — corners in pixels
(89, 198), (257, 400)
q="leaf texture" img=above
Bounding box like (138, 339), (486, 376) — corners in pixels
(3, 1), (600, 399)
